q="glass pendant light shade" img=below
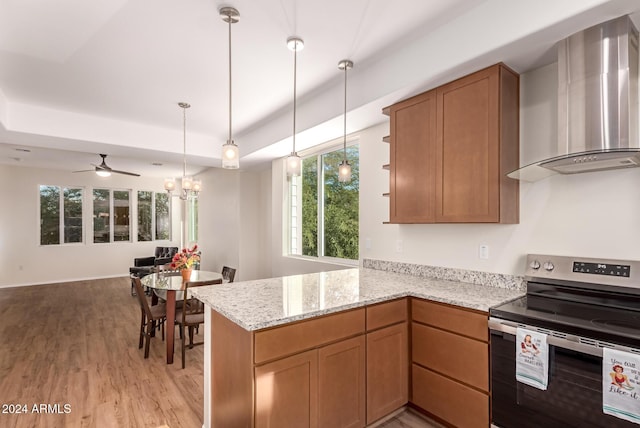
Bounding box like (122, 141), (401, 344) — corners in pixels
(338, 160), (352, 182)
(192, 179), (202, 193)
(164, 177), (176, 192)
(182, 176), (193, 190)
(286, 152), (302, 177)
(222, 141), (239, 169)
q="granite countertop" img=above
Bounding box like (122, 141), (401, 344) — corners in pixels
(190, 268), (524, 331)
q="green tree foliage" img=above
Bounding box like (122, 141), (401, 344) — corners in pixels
(300, 145), (359, 260)
(323, 146), (359, 260)
(40, 185), (60, 245)
(302, 157), (318, 256)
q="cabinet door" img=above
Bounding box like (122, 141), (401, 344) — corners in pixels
(390, 90), (437, 223)
(255, 349), (318, 428)
(366, 323), (408, 424)
(318, 336), (366, 428)
(412, 364), (489, 428)
(435, 65), (500, 223)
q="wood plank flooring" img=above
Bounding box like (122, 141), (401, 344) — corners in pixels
(0, 277), (204, 428)
(0, 277), (440, 428)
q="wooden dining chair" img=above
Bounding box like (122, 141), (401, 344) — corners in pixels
(176, 278), (222, 368)
(132, 277), (167, 359)
(221, 266), (237, 283)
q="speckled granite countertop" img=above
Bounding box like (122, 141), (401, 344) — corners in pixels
(190, 268), (524, 331)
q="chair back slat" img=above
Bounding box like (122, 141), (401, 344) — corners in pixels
(133, 277), (153, 318)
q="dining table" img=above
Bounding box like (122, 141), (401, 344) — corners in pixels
(140, 270), (223, 364)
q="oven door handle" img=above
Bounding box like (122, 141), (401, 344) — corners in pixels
(488, 318), (604, 357)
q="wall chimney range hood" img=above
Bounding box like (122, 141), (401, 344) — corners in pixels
(509, 15), (639, 182)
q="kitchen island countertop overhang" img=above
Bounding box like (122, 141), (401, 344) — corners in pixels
(189, 267), (524, 331)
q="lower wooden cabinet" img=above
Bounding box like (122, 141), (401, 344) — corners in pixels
(255, 349), (318, 428)
(412, 364), (489, 428)
(319, 336), (366, 428)
(410, 298), (490, 428)
(255, 335), (366, 428)
(366, 322), (408, 424)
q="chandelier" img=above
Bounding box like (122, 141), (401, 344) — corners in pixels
(164, 102), (202, 199)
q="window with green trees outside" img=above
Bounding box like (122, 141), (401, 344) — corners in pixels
(290, 143), (359, 261)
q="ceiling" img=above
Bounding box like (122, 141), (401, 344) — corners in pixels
(1, 0), (640, 177)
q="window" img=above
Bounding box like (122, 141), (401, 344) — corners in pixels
(137, 191), (171, 242)
(187, 197), (198, 244)
(137, 191), (153, 241)
(290, 143), (359, 260)
(155, 192), (171, 240)
(39, 185), (84, 245)
(93, 189), (131, 243)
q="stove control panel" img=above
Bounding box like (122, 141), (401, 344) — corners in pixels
(526, 254), (640, 290)
(572, 261), (630, 277)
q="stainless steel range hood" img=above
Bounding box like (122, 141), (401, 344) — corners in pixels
(509, 15), (639, 182)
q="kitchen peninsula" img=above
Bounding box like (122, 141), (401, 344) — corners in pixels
(191, 266), (524, 428)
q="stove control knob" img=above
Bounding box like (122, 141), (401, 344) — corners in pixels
(529, 260), (541, 270)
(543, 261), (554, 271)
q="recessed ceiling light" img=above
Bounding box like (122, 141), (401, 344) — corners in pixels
(151, 162), (163, 166)
(15, 148), (31, 153)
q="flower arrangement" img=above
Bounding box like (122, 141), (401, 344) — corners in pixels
(170, 244), (200, 271)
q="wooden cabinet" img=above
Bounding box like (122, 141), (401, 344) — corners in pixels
(318, 336), (366, 428)
(385, 63), (519, 224)
(389, 90), (437, 223)
(410, 298), (490, 428)
(366, 299), (409, 424)
(254, 310), (366, 428)
(255, 350), (318, 428)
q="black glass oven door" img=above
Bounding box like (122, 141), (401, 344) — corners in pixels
(491, 330), (636, 428)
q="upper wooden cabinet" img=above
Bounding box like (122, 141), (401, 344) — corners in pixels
(386, 63), (519, 224)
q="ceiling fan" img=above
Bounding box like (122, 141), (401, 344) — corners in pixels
(73, 154), (140, 177)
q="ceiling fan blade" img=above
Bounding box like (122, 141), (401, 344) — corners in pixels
(111, 169), (141, 177)
(72, 169), (94, 173)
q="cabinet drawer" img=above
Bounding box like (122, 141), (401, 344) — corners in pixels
(366, 298), (407, 331)
(412, 364), (488, 428)
(412, 323), (488, 391)
(255, 309), (365, 364)
(411, 298), (488, 341)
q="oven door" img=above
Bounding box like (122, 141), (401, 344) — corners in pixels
(490, 319), (637, 428)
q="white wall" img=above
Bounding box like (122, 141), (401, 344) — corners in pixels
(359, 63), (640, 275)
(0, 165), (180, 287)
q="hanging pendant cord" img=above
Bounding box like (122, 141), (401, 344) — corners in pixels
(228, 14), (233, 145)
(183, 106), (187, 177)
(292, 44), (297, 154)
(343, 64), (347, 160)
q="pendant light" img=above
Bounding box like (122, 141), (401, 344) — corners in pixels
(286, 37), (304, 177)
(164, 102), (202, 199)
(338, 59), (353, 183)
(220, 7), (240, 169)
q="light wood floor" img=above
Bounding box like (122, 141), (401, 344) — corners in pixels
(0, 277), (440, 428)
(0, 277), (204, 428)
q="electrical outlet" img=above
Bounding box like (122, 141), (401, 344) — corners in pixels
(479, 244), (489, 259)
(396, 240), (403, 253)
(365, 238), (372, 250)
